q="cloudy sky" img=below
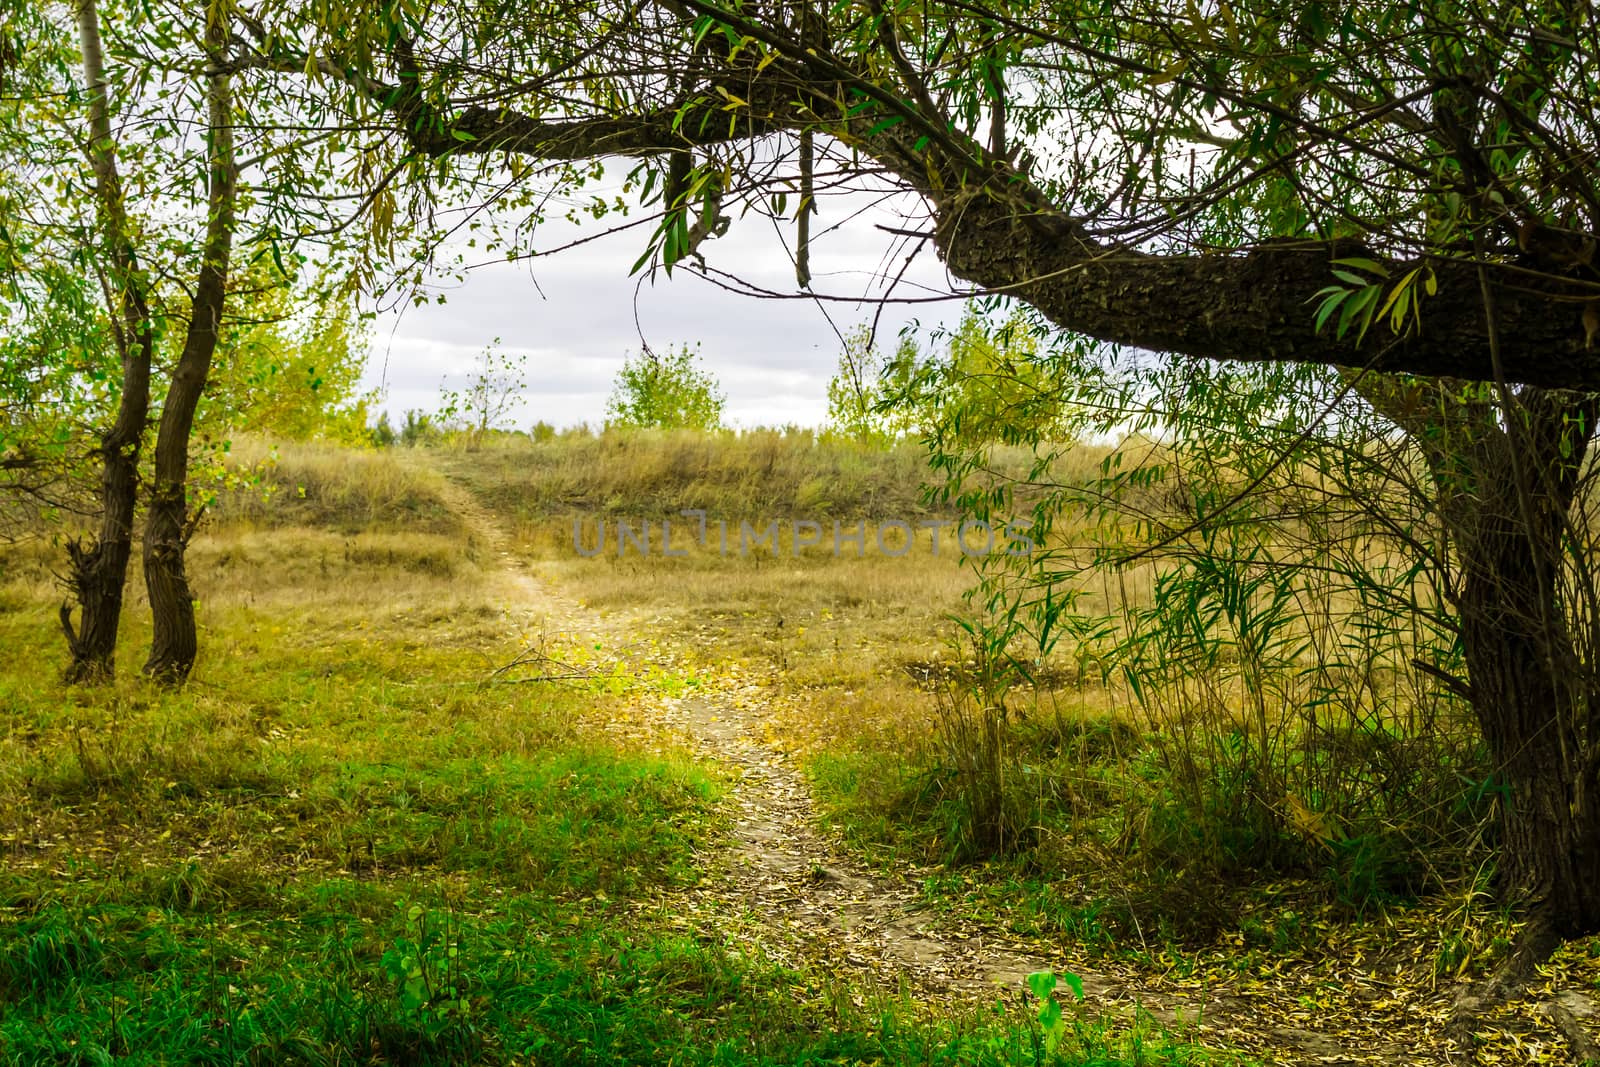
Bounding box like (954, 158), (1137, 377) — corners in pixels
(361, 181), (970, 431)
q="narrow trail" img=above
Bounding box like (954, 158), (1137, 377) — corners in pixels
(657, 689), (1092, 998)
(428, 470), (627, 642)
(428, 468), (1114, 1004)
(426, 463), (1595, 1065)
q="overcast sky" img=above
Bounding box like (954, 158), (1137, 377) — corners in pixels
(361, 182), (971, 431)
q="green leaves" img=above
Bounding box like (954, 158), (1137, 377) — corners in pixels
(1374, 266), (1437, 338)
(1312, 259), (1437, 343)
(630, 158), (725, 277)
(1311, 258), (1386, 343)
(824, 322), (922, 444)
(1026, 970), (1083, 1054)
(381, 902), (473, 1029)
(605, 343), (726, 432)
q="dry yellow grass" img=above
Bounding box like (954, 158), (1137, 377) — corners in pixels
(0, 429), (1543, 1047)
(207, 434), (462, 534)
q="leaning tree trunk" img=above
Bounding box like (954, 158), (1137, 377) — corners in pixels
(1443, 386), (1600, 965)
(1359, 375), (1600, 959)
(61, 0), (153, 683)
(142, 12), (235, 685)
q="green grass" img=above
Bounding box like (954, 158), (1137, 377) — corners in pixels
(0, 519), (1226, 1067)
(0, 887), (1212, 1066)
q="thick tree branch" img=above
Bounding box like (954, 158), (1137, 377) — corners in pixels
(408, 101), (783, 157)
(922, 183), (1600, 387)
(406, 81), (1600, 387)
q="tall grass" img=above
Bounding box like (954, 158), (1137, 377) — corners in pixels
(207, 435), (461, 534)
(799, 430), (1496, 949)
(431, 426), (1059, 525)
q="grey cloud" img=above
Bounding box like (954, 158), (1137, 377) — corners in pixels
(363, 188), (964, 429)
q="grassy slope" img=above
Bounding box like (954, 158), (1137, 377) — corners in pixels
(0, 442), (1218, 1066)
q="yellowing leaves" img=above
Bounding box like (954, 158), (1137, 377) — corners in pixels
(1148, 59), (1188, 87)
(1283, 792), (1340, 852)
(1313, 259), (1436, 343)
(713, 85), (749, 111)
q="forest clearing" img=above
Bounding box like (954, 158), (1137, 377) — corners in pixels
(9, 0), (1600, 1062)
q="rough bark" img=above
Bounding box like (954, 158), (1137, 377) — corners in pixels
(60, 444), (141, 684)
(60, 0), (153, 683)
(924, 188), (1600, 389)
(141, 11), (235, 685)
(1461, 545), (1600, 965)
(1364, 377), (1600, 950)
(1445, 390), (1600, 954)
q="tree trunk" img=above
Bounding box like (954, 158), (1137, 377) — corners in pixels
(141, 11), (235, 685)
(1432, 386), (1600, 959)
(1458, 533), (1600, 958)
(142, 474), (200, 684)
(61, 424), (143, 683)
(60, 0), (153, 683)
(1358, 374), (1600, 955)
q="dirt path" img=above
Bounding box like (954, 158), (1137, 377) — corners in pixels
(658, 689), (1094, 997)
(428, 466), (1113, 1002)
(428, 468), (624, 642)
(429, 463), (1600, 1065)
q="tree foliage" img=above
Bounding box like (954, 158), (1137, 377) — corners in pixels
(829, 310), (1077, 447)
(825, 324), (918, 444)
(236, 0), (1600, 383)
(606, 344), (726, 432)
(908, 308), (1082, 448)
(437, 339), (527, 447)
(200, 272), (374, 445)
(1, 0), (385, 681)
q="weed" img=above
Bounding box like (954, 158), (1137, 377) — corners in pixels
(381, 902), (474, 1031)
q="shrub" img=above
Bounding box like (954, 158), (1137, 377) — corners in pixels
(605, 344), (725, 432)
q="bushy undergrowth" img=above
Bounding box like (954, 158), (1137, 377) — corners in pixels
(807, 531), (1495, 944)
(812, 662), (1494, 949)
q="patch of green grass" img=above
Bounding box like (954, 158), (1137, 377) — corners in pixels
(0, 890), (1218, 1066)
